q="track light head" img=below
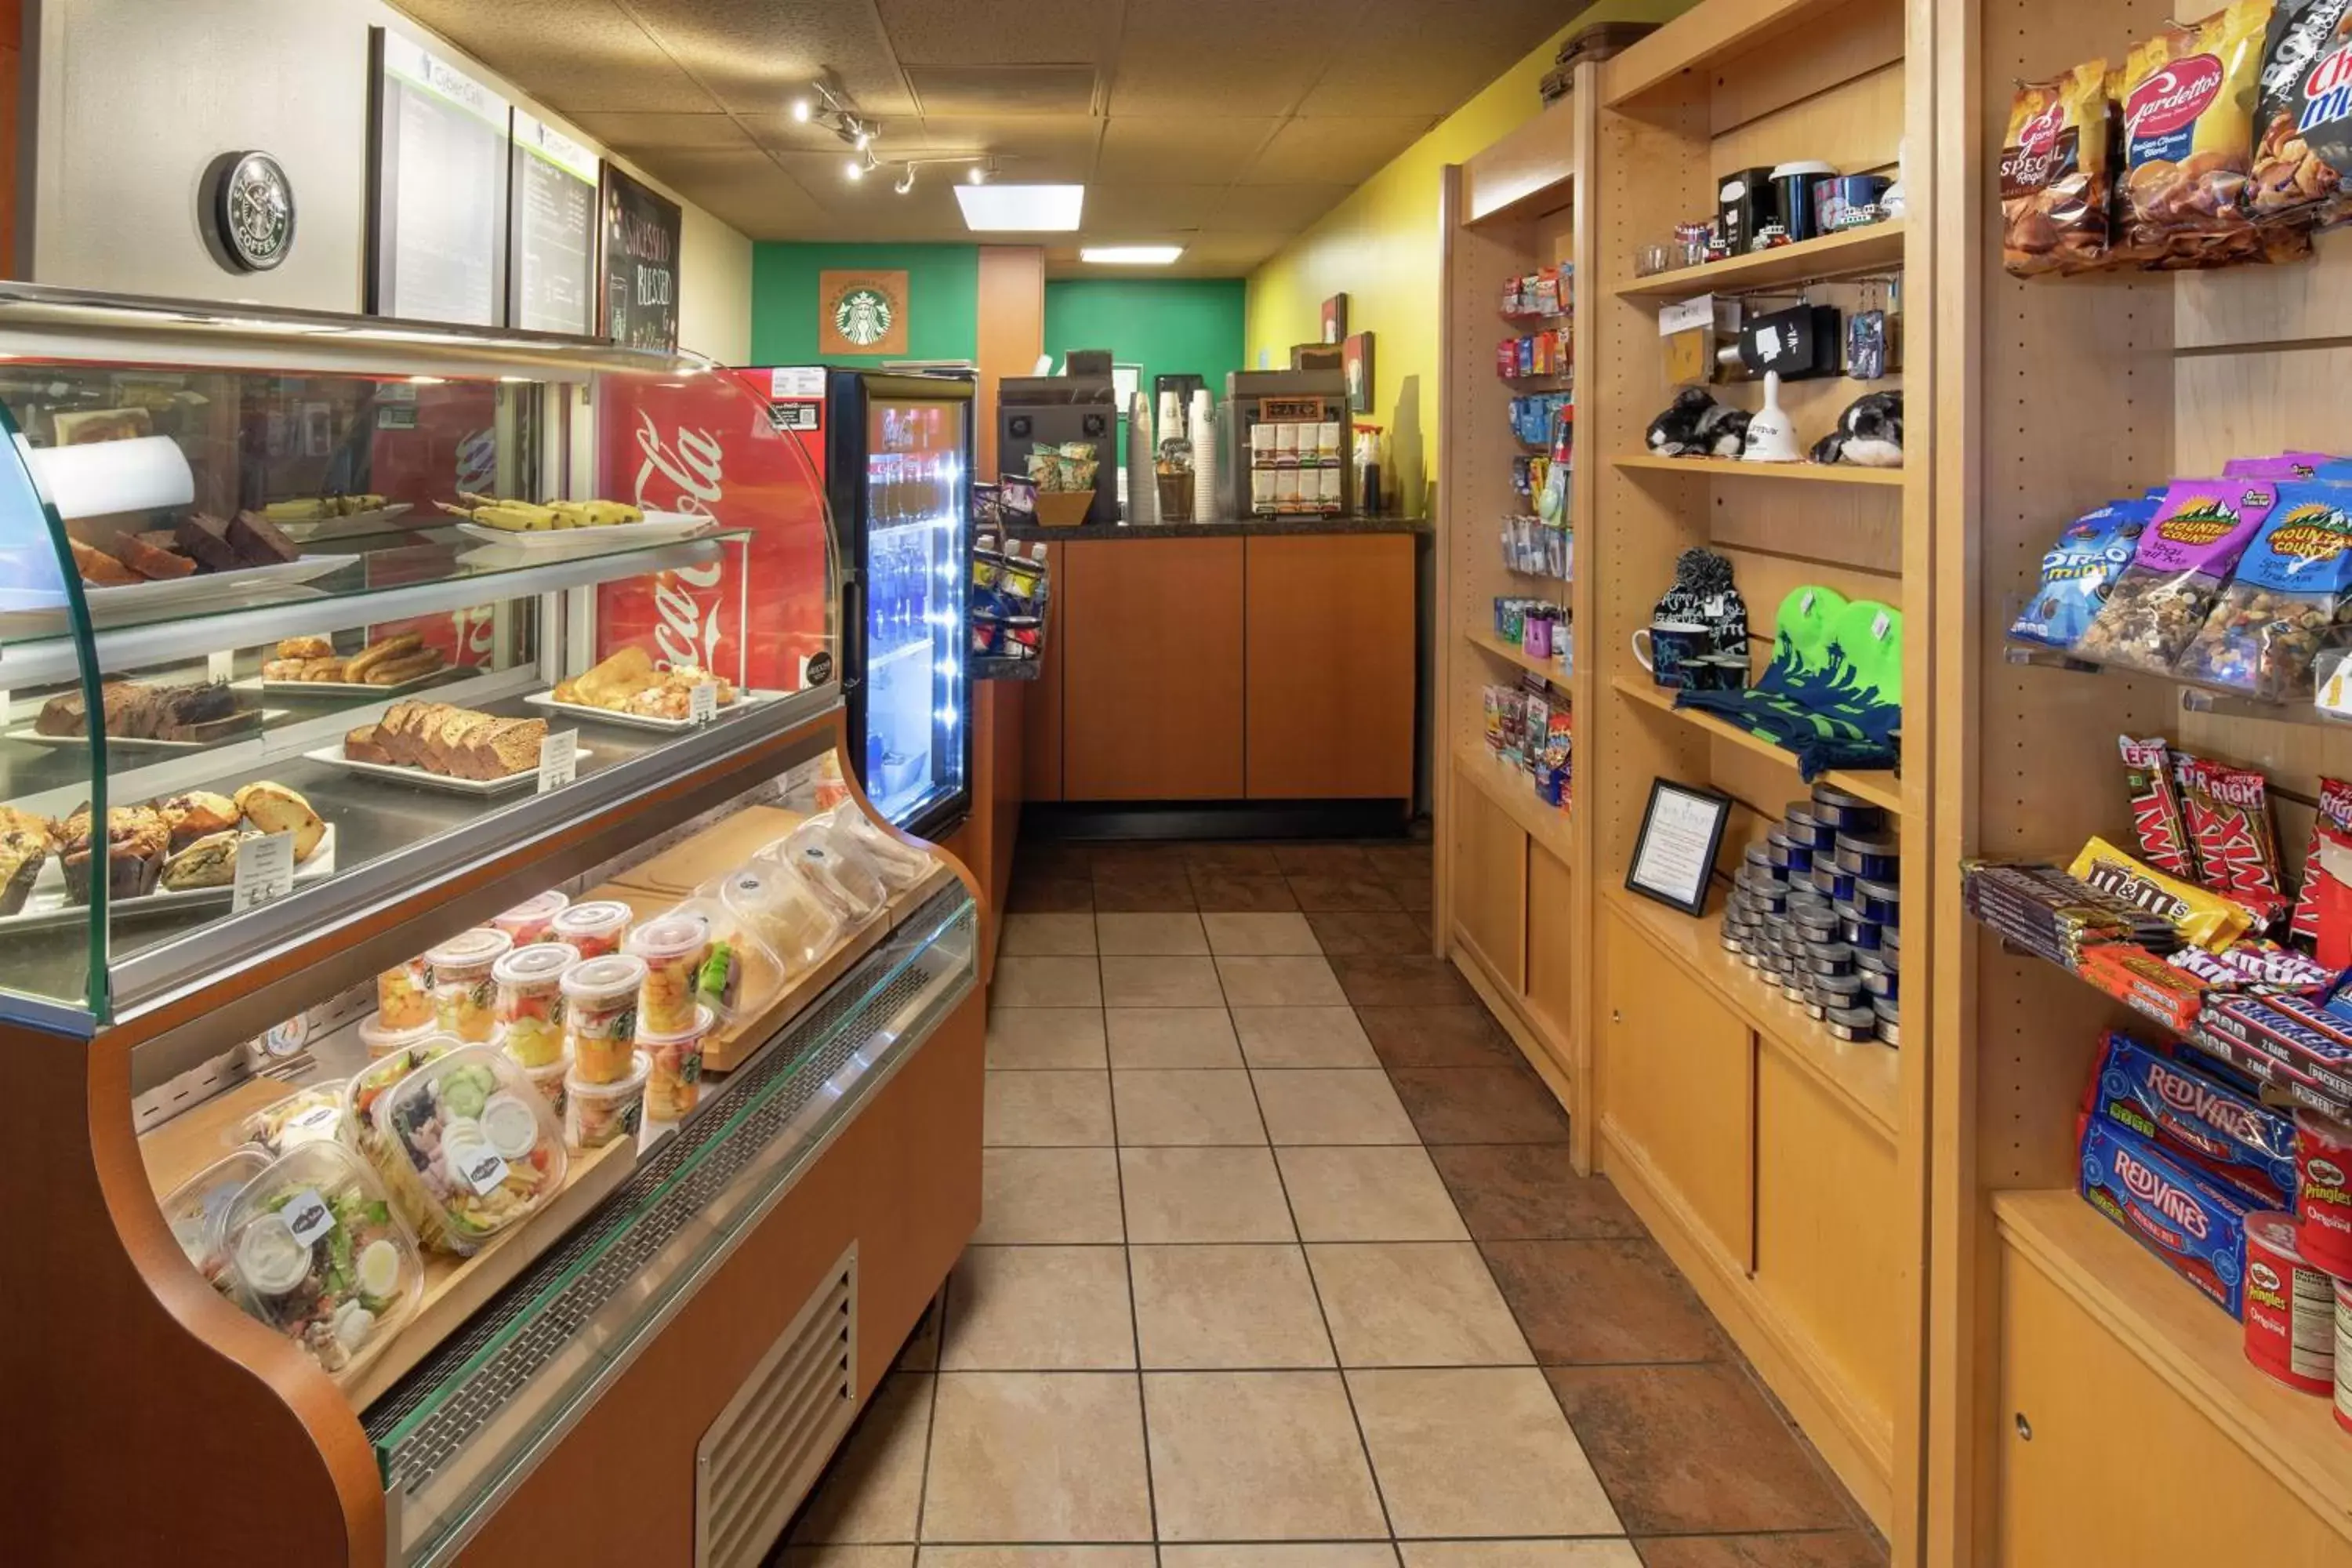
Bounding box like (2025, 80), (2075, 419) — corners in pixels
(790, 97), (813, 122)
(845, 157), (864, 181)
(894, 166), (917, 195)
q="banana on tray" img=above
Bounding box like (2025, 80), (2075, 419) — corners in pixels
(435, 495), (645, 531)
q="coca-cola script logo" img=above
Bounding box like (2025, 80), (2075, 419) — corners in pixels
(2147, 1059), (2267, 1145)
(2019, 99), (2067, 156)
(2127, 54), (2224, 139)
(630, 408), (728, 672)
(2113, 1145), (2212, 1240)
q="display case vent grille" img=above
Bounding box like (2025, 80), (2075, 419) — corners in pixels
(694, 1246), (858, 1568)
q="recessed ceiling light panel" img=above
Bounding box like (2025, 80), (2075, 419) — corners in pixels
(1080, 245), (1185, 265)
(954, 183), (1084, 231)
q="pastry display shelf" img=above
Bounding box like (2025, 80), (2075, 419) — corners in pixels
(1615, 452), (1906, 488)
(1994, 1188), (2352, 1537)
(1602, 883), (1900, 1141)
(1454, 738), (1574, 866)
(1609, 670), (1903, 813)
(0, 529), (740, 689)
(1467, 626), (1570, 687)
(2002, 642), (2352, 730)
(1610, 222), (1908, 302)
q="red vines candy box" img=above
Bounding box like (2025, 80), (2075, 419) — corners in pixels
(2080, 1117), (2253, 1316)
(2085, 1032), (2299, 1206)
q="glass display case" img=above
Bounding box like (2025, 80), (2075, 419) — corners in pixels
(0, 287), (985, 1566)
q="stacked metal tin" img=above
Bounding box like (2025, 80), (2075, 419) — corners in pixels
(1721, 782), (1900, 1047)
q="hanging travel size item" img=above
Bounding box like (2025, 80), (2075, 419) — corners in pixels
(1739, 303), (1843, 380)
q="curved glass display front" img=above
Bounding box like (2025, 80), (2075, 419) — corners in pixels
(0, 291), (839, 1027)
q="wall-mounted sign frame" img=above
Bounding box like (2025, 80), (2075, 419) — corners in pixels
(509, 111), (600, 336)
(366, 27), (512, 327)
(1625, 778), (1733, 916)
(601, 165), (682, 350)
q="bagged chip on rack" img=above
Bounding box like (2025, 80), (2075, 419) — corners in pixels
(2292, 777), (2352, 942)
(2251, 0), (2352, 227)
(2074, 480), (2280, 673)
(2120, 735), (2200, 880)
(2116, 3), (2270, 266)
(2181, 759), (2292, 925)
(2011, 499), (2158, 648)
(2067, 835), (2257, 949)
(2002, 60), (2118, 275)
(2173, 483), (2352, 699)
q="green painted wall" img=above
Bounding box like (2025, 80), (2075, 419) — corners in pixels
(1042, 277), (1247, 461)
(748, 243), (981, 366)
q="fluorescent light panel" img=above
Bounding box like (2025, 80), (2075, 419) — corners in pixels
(954, 183), (1084, 231)
(1080, 245), (1185, 265)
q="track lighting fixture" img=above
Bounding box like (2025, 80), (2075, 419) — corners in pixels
(894, 166), (917, 195)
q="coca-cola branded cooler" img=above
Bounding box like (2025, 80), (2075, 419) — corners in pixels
(752, 365), (974, 839)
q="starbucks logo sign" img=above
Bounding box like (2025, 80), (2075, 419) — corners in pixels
(833, 287), (895, 347)
(206, 151), (296, 273)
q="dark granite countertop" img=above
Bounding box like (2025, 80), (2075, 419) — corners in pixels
(999, 515), (1429, 543)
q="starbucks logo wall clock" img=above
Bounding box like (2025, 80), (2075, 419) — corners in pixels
(206, 150), (296, 273)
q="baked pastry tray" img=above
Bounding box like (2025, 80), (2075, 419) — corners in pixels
(0, 824), (336, 931)
(521, 687), (784, 733)
(303, 742), (594, 797)
(9, 710), (290, 750)
(245, 666), (456, 697)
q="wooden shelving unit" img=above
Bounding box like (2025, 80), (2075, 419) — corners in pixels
(1454, 738), (1573, 866)
(1609, 672), (1901, 812)
(1614, 452), (1906, 488)
(1613, 221), (1908, 301)
(1465, 626), (1568, 686)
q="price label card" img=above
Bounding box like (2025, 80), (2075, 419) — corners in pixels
(537, 729), (579, 793)
(280, 1188), (335, 1248)
(689, 682), (719, 724)
(1658, 293), (1716, 338)
(231, 830), (296, 913)
(444, 1131), (511, 1197)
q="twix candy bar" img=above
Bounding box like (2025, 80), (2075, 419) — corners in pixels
(2291, 776), (2352, 944)
(2119, 735), (2197, 880)
(2182, 759), (2291, 929)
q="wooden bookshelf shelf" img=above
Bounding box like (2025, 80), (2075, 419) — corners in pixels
(1613, 223), (1907, 301)
(1602, 0), (1874, 105)
(1614, 453), (1905, 488)
(1466, 626), (1569, 686)
(1602, 884), (1900, 1141)
(1609, 671), (1901, 813)
(1454, 739), (1574, 866)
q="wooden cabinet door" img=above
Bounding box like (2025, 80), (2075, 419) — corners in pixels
(1523, 841), (1575, 1054)
(1450, 768), (1528, 990)
(1602, 905), (1755, 1269)
(1062, 537), (1245, 800)
(1020, 541), (1065, 800)
(1243, 534), (1417, 799)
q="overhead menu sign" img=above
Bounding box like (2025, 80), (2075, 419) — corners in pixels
(601, 165), (682, 350)
(510, 110), (600, 336)
(367, 27), (511, 327)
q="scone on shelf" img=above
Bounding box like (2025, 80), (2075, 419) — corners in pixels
(233, 782), (326, 861)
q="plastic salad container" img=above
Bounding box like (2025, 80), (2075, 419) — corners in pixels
(626, 912), (712, 1036)
(562, 953), (647, 1083)
(830, 806), (934, 891)
(238, 1080), (349, 1156)
(521, 1048), (572, 1122)
(425, 927), (514, 1044)
(549, 898), (633, 960)
(376, 957), (435, 1032)
(342, 1042), (456, 1250)
(372, 1044), (568, 1255)
(492, 888), (571, 946)
(493, 942), (579, 1067)
(717, 866), (843, 981)
(658, 895), (781, 1023)
(218, 1140), (423, 1378)
(358, 1014), (437, 1060)
(161, 1149), (270, 1296)
(566, 1051), (649, 1149)
(639, 1004), (713, 1122)
(773, 817), (890, 924)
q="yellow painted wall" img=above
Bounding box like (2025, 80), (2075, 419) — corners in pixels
(1246, 0), (1689, 512)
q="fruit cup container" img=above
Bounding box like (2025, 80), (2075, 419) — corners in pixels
(566, 1051), (649, 1149)
(358, 1014), (438, 1061)
(376, 956), (435, 1033)
(627, 912), (711, 1037)
(562, 953), (647, 1083)
(492, 888), (571, 947)
(518, 1046), (572, 1123)
(549, 898), (633, 960)
(424, 927), (514, 1044)
(492, 942), (579, 1068)
(639, 1004), (713, 1123)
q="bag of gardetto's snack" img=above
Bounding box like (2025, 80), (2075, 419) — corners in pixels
(2002, 62), (2114, 276)
(2252, 0), (2352, 227)
(2117, 2), (2270, 264)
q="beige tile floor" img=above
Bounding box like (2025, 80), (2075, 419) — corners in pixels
(780, 874), (1885, 1568)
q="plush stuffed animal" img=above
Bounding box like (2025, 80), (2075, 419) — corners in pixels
(1646, 387), (1751, 458)
(1809, 391), (1904, 467)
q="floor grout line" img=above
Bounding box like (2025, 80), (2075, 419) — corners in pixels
(1101, 1010), (1163, 1550)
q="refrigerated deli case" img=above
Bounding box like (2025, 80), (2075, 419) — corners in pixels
(0, 288), (985, 1567)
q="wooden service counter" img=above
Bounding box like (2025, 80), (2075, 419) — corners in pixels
(1007, 519), (1427, 809)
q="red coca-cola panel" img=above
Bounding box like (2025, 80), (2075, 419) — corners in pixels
(593, 368), (834, 690)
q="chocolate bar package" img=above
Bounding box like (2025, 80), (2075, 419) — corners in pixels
(2078, 1116), (2253, 1316)
(2078, 943), (2209, 1032)
(2292, 776), (2352, 942)
(2205, 994), (2352, 1102)
(2066, 836), (2255, 949)
(2185, 1022), (2352, 1119)
(2085, 1032), (2299, 1206)
(2180, 760), (2290, 927)
(2119, 736), (2198, 880)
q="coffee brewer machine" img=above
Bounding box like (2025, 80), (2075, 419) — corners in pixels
(997, 372), (1118, 525)
(1219, 368), (1355, 521)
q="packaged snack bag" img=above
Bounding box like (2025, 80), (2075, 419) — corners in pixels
(2002, 61), (2117, 275)
(2067, 834), (2256, 949)
(2120, 735), (2198, 880)
(2010, 499), (2157, 648)
(2291, 777), (2352, 942)
(2175, 483), (2352, 698)
(2074, 479), (2279, 673)
(2250, 0), (2352, 224)
(2118, 4), (2270, 264)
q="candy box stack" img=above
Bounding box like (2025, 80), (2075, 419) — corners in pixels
(2079, 1116), (2253, 1316)
(1721, 782), (1899, 1047)
(2082, 1033), (2298, 1207)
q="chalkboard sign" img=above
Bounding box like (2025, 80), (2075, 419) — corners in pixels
(601, 165), (681, 350)
(510, 110), (600, 336)
(367, 27), (510, 327)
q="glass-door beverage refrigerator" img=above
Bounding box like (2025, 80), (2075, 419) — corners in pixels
(753, 366), (975, 838)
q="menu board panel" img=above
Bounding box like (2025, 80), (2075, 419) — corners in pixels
(509, 111), (600, 336)
(601, 165), (682, 350)
(367, 28), (510, 327)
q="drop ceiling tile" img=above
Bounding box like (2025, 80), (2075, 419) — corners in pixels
(1199, 184), (1356, 233)
(906, 64), (1101, 118)
(1098, 118), (1280, 183)
(624, 147), (829, 240)
(630, 0), (916, 118)
(1295, 0), (1581, 118)
(1107, 0), (1348, 116)
(877, 0), (1119, 67)
(396, 0), (716, 112)
(564, 111), (757, 152)
(908, 115), (1103, 183)
(1081, 184), (1225, 232)
(1243, 117), (1434, 186)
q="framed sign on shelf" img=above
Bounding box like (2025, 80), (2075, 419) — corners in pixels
(1625, 778), (1732, 916)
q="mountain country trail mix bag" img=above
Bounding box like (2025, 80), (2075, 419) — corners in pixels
(2174, 481), (2352, 698)
(2074, 479), (2279, 673)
